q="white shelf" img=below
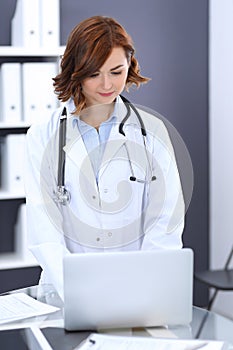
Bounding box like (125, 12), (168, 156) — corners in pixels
(0, 45), (62, 272)
(0, 122), (30, 129)
(0, 46), (65, 57)
(0, 253), (38, 270)
(0, 191), (25, 200)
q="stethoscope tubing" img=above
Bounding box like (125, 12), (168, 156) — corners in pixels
(57, 107), (68, 188)
(55, 96), (156, 205)
(119, 95), (147, 137)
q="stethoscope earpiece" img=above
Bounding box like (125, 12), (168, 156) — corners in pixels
(129, 176), (137, 181)
(129, 175), (156, 184)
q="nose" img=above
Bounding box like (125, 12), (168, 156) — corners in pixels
(101, 74), (112, 90)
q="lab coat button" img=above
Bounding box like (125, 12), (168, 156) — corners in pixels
(92, 195), (96, 199)
(96, 237), (100, 241)
(107, 232), (112, 237)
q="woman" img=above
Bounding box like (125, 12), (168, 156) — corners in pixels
(25, 16), (184, 299)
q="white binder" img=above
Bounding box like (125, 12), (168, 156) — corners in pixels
(0, 63), (23, 124)
(11, 0), (40, 47)
(39, 0), (60, 47)
(15, 203), (38, 264)
(22, 62), (58, 124)
(1, 134), (26, 193)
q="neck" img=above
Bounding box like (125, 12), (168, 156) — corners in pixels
(80, 103), (114, 129)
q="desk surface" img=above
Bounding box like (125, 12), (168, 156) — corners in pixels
(0, 284), (233, 350)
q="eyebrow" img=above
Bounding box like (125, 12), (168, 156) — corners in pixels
(110, 64), (124, 71)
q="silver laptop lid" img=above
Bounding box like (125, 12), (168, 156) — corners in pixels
(63, 248), (193, 331)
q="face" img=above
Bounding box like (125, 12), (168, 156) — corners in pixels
(81, 47), (129, 107)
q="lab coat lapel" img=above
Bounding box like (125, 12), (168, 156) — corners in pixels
(63, 117), (97, 189)
(99, 97), (140, 179)
(99, 122), (127, 179)
(100, 96), (129, 165)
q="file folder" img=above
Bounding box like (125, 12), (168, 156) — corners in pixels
(15, 203), (38, 264)
(39, 0), (60, 47)
(11, 0), (40, 47)
(0, 63), (23, 124)
(22, 62), (58, 124)
(1, 134), (26, 193)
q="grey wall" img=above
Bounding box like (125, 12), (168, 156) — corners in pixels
(0, 0), (209, 305)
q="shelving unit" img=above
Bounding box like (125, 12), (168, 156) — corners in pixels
(0, 192), (25, 200)
(0, 122), (30, 129)
(0, 46), (65, 270)
(0, 253), (39, 270)
(0, 46), (65, 57)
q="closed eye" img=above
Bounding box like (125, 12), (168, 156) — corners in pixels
(111, 71), (122, 75)
(89, 71), (122, 78)
(89, 73), (99, 78)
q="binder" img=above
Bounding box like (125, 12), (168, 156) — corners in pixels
(22, 62), (58, 124)
(11, 0), (40, 47)
(39, 0), (60, 47)
(11, 0), (60, 48)
(1, 134), (26, 193)
(0, 63), (23, 124)
(15, 203), (38, 264)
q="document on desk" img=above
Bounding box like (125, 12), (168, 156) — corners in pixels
(75, 333), (227, 350)
(0, 293), (59, 324)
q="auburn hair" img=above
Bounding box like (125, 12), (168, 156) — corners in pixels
(53, 16), (150, 114)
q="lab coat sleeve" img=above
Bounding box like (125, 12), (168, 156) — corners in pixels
(141, 119), (185, 250)
(25, 120), (70, 300)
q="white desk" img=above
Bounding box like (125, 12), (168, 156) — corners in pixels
(0, 284), (233, 349)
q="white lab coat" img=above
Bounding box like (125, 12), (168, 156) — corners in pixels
(25, 96), (184, 299)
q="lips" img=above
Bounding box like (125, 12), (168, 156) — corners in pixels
(98, 92), (114, 97)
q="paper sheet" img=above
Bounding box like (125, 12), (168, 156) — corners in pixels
(75, 333), (226, 350)
(0, 293), (59, 324)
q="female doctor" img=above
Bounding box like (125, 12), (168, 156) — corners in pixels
(25, 16), (184, 299)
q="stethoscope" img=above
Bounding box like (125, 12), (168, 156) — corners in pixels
(54, 96), (156, 205)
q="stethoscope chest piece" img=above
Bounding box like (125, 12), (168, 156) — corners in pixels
(54, 185), (71, 205)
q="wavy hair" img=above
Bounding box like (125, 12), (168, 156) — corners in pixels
(53, 16), (150, 114)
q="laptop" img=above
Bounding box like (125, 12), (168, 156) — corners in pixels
(63, 248), (193, 331)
